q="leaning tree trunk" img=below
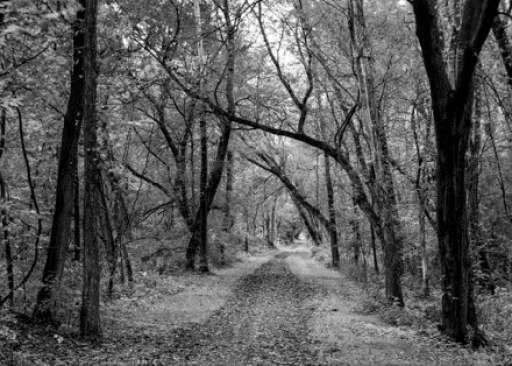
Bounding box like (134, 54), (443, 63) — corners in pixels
(292, 197), (321, 247)
(80, 0), (101, 340)
(492, 14), (512, 88)
(33, 1), (85, 322)
(412, 0), (499, 345)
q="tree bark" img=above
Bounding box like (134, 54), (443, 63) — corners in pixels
(80, 0), (102, 340)
(350, 199), (362, 267)
(197, 115), (209, 272)
(194, 0), (209, 273)
(418, 193), (429, 297)
(293, 197), (321, 247)
(492, 14), (512, 88)
(223, 150), (234, 232)
(349, 0), (404, 304)
(0, 108), (13, 307)
(98, 180), (117, 298)
(185, 0), (234, 270)
(324, 153), (339, 267)
(370, 224), (379, 274)
(412, 0), (499, 345)
(33, 1), (85, 323)
(73, 162), (81, 261)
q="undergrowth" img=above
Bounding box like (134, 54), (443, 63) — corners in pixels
(355, 269), (512, 364)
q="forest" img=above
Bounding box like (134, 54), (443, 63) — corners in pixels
(1, 0), (512, 365)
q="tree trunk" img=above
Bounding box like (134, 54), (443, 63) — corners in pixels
(80, 0), (102, 340)
(349, 0), (404, 305)
(370, 223), (379, 274)
(186, 0), (234, 270)
(197, 115), (209, 272)
(293, 197), (321, 247)
(99, 181), (117, 298)
(1, 173), (12, 307)
(413, 99), (432, 297)
(412, 0), (499, 344)
(223, 150), (234, 232)
(121, 241), (133, 283)
(470, 80), (494, 293)
(436, 101), (474, 343)
(492, 14), (512, 88)
(0, 109), (13, 307)
(191, 0), (209, 273)
(350, 196), (362, 267)
(418, 194), (429, 297)
(33, 2), (85, 323)
(317, 93), (339, 266)
(324, 153), (339, 267)
(73, 162), (81, 261)
(219, 149), (234, 265)
(270, 196), (277, 245)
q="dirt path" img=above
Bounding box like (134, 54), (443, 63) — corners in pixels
(166, 256), (321, 365)
(3, 249), (499, 365)
(164, 250), (496, 366)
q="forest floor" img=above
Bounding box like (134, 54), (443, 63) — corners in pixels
(1, 244), (508, 365)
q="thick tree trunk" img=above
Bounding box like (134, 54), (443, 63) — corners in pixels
(80, 0), (102, 340)
(436, 103), (474, 343)
(33, 2), (85, 322)
(412, 0), (499, 344)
